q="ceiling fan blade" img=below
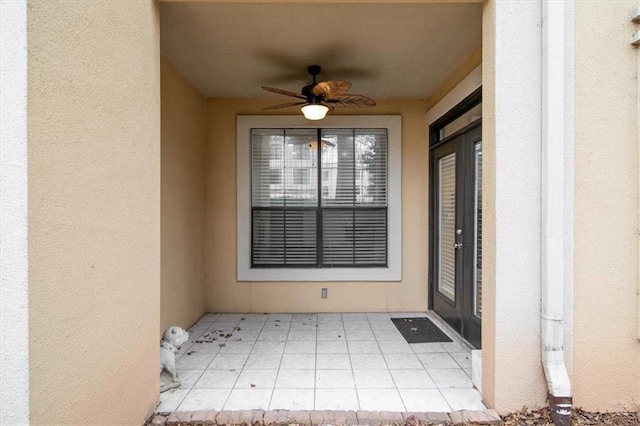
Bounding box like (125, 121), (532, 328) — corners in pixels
(312, 80), (352, 97)
(261, 86), (306, 100)
(325, 94), (376, 108)
(321, 139), (336, 147)
(262, 101), (306, 110)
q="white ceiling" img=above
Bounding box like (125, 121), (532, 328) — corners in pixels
(160, 2), (482, 99)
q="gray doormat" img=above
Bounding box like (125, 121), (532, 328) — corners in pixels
(391, 317), (453, 344)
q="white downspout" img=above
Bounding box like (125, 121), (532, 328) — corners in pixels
(541, 1), (572, 425)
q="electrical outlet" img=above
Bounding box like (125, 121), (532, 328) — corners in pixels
(321, 288), (328, 299)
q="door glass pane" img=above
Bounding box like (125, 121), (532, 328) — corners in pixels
(474, 142), (483, 318)
(438, 153), (456, 301)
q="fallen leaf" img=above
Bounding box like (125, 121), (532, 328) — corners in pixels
(219, 343), (226, 348)
(250, 383), (256, 388)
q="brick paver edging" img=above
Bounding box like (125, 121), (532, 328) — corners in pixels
(150, 409), (501, 426)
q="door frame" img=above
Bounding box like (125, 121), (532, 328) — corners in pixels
(428, 87), (482, 347)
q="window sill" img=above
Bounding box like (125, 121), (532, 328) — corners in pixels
(237, 266), (401, 282)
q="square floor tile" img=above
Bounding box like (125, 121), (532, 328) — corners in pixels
(378, 340), (413, 354)
(157, 388), (189, 412)
(373, 330), (406, 342)
(268, 313), (293, 322)
(358, 388), (405, 411)
(194, 369), (240, 388)
(416, 353), (460, 369)
(366, 313), (391, 320)
(224, 388), (272, 410)
(217, 341), (255, 354)
(315, 388), (359, 410)
(317, 321), (344, 331)
(450, 352), (472, 369)
(399, 389), (451, 412)
(317, 341), (348, 354)
(275, 369), (315, 388)
(236, 369), (278, 388)
(176, 352), (216, 369)
(287, 330), (317, 342)
(257, 331), (289, 342)
(369, 320), (397, 331)
(188, 342), (222, 355)
(343, 321), (372, 331)
(280, 353), (315, 369)
(390, 369), (437, 389)
(441, 388), (486, 411)
(383, 353), (423, 369)
(350, 353), (387, 369)
(428, 368), (473, 388)
(178, 388), (231, 411)
(270, 388), (315, 410)
(317, 331), (346, 342)
(410, 343), (447, 353)
(342, 313), (367, 321)
(240, 313), (269, 322)
(251, 341), (285, 353)
(290, 321), (317, 331)
(284, 341), (316, 354)
(345, 330), (376, 341)
(263, 321), (291, 331)
(208, 353), (249, 370)
(210, 321), (240, 332)
(318, 313), (342, 322)
(353, 369), (395, 388)
(441, 342), (471, 354)
(293, 313), (317, 321)
(217, 313), (245, 322)
(244, 353), (282, 369)
(348, 341), (381, 354)
(176, 369), (205, 389)
(316, 369), (355, 388)
(317, 353), (351, 369)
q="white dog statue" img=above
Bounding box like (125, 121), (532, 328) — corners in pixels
(159, 326), (189, 393)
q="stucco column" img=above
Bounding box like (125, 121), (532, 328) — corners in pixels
(482, 0), (548, 411)
(27, 1), (161, 424)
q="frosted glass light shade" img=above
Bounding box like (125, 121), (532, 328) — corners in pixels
(301, 103), (329, 120)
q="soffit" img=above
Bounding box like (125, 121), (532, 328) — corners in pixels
(160, 2), (482, 99)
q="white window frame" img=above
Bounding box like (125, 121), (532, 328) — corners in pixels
(237, 115), (402, 281)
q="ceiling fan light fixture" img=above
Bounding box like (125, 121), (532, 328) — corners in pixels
(301, 103), (329, 120)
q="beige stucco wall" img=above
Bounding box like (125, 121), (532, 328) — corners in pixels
(573, 0), (640, 411)
(205, 98), (430, 312)
(27, 1), (161, 424)
(161, 56), (207, 331)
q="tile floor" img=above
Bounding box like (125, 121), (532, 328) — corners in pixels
(157, 312), (485, 413)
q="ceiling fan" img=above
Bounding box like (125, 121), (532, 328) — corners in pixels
(261, 65), (376, 120)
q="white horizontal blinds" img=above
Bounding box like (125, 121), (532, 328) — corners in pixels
(438, 153), (456, 300)
(284, 129), (318, 207)
(251, 129), (317, 266)
(474, 142), (483, 318)
(321, 129), (387, 266)
(252, 129), (284, 207)
(253, 210), (284, 264)
(355, 129), (387, 207)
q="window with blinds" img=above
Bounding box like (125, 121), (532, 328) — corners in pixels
(251, 128), (388, 268)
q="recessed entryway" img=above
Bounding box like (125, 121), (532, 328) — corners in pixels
(157, 312), (483, 413)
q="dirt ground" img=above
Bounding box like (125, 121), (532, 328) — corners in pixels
(500, 407), (639, 425)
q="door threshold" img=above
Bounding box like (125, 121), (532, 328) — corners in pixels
(427, 310), (475, 351)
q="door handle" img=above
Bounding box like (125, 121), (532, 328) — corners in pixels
(454, 242), (463, 250)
